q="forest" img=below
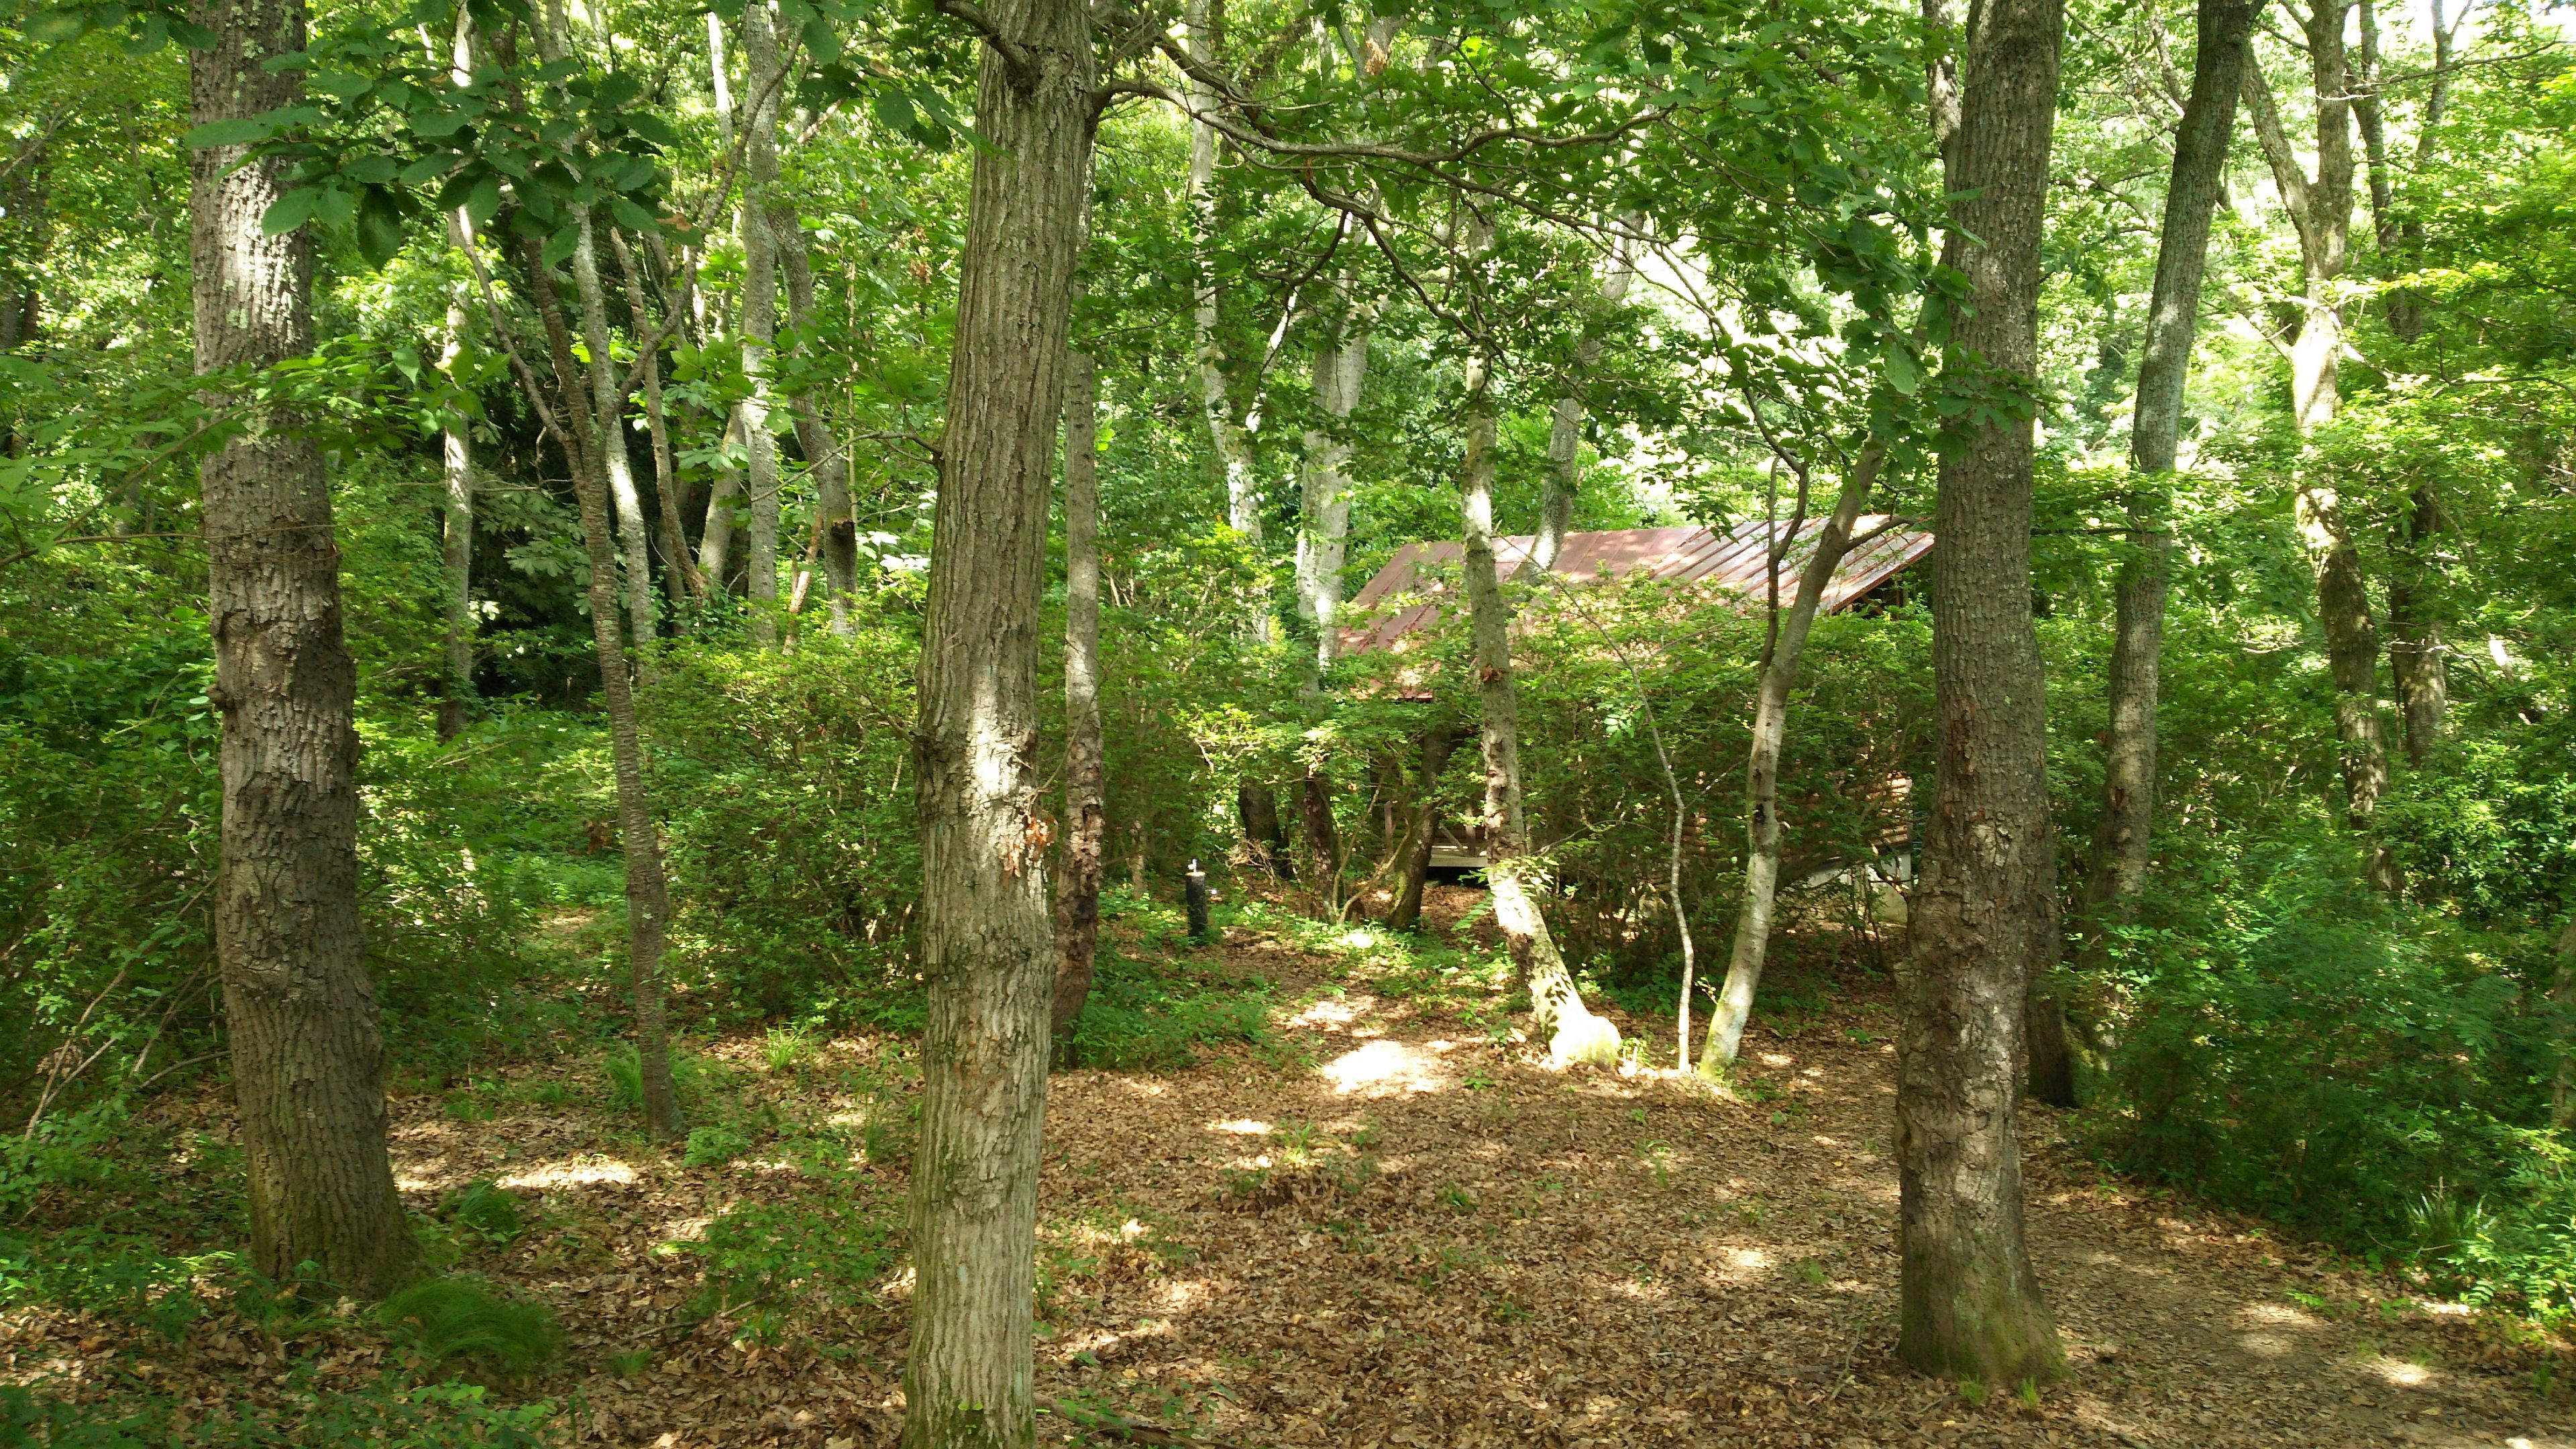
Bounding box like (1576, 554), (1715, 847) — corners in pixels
(3, 0), (2576, 1438)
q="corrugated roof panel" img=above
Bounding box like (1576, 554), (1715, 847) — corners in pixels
(1338, 517), (1930, 656)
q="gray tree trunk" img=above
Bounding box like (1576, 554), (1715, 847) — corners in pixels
(1182, 0), (1265, 641)
(1054, 346), (1105, 1057)
(902, 0), (1092, 1438)
(569, 211), (659, 679)
(698, 411), (743, 593)
(777, 211), (861, 637)
(1387, 722), (1456, 932)
(437, 290), (476, 740)
(1530, 229), (1634, 573)
(1896, 0), (2066, 1384)
(1295, 291), (1368, 678)
(1699, 451), (1879, 1077)
(610, 229), (703, 617)
(1456, 352), (1619, 1066)
(737, 0), (785, 645)
(189, 0), (419, 1298)
(2063, 0), (2260, 1095)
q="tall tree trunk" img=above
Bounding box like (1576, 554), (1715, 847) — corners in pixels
(0, 142), (39, 356)
(569, 211), (659, 680)
(189, 0), (418, 1298)
(437, 288), (476, 740)
(610, 229), (703, 617)
(777, 210), (861, 637)
(1183, 0), (1264, 639)
(1054, 346), (1105, 1059)
(1387, 721), (1456, 932)
(737, 0), (785, 645)
(2244, 5), (2394, 888)
(1897, 0), (2066, 1384)
(1699, 451), (1878, 1077)
(1530, 229), (1635, 573)
(2387, 487), (2446, 765)
(1457, 352), (1619, 1067)
(698, 411), (743, 593)
(2059, 0), (2261, 1104)
(902, 0), (1091, 1440)
(1296, 290), (1368, 678)
(2553, 913), (2576, 1130)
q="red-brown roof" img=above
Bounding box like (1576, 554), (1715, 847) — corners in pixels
(1338, 517), (1930, 657)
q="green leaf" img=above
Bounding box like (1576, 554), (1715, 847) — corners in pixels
(801, 14), (841, 64)
(409, 109), (472, 139)
(607, 197), (658, 235)
(355, 186), (410, 269)
(311, 70), (375, 100)
(1884, 345), (1917, 397)
(541, 226), (580, 269)
(314, 186), (356, 227)
(259, 186), (322, 235)
(22, 7), (93, 44)
(184, 117), (270, 149)
(622, 111), (676, 148)
(346, 154), (398, 185)
(399, 152), (463, 185)
(464, 174), (503, 228)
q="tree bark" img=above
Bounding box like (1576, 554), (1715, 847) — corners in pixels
(2243, 7), (2394, 886)
(1183, 0), (1265, 641)
(569, 211), (659, 679)
(189, 0), (419, 1298)
(1387, 722), (1456, 932)
(1053, 347), (1106, 1059)
(1531, 229), (1635, 574)
(1896, 0), (2066, 1384)
(777, 209), (861, 637)
(698, 411), (744, 592)
(1699, 451), (1878, 1077)
(2553, 914), (2576, 1130)
(737, 0), (785, 645)
(437, 289), (476, 740)
(1296, 289), (1368, 678)
(610, 229), (703, 617)
(903, 0), (1092, 1439)
(2059, 0), (2261, 1104)
(2387, 487), (2446, 765)
(1457, 351), (1619, 1066)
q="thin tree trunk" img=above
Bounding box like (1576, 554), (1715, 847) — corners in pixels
(570, 210), (659, 680)
(1296, 288), (1368, 677)
(437, 290), (476, 740)
(698, 411), (743, 592)
(2387, 487), (2446, 764)
(2057, 0), (2261, 1105)
(1387, 722), (1456, 931)
(189, 0), (418, 1298)
(1183, 0), (1264, 639)
(903, 0), (1091, 1438)
(1457, 350), (1619, 1067)
(1531, 228), (1635, 573)
(610, 228), (703, 616)
(1699, 450), (1879, 1077)
(1898, 0), (2066, 1384)
(2553, 914), (2576, 1130)
(1054, 346), (1105, 1058)
(737, 0), (784, 645)
(777, 210), (861, 637)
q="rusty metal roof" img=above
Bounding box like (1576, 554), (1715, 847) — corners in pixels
(1338, 517), (1931, 657)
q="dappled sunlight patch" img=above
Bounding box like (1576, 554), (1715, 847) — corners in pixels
(1208, 1118), (1272, 1135)
(2365, 1354), (2438, 1389)
(2240, 1300), (2326, 1332)
(1320, 1038), (1451, 1096)
(653, 1214), (712, 1244)
(497, 1155), (637, 1191)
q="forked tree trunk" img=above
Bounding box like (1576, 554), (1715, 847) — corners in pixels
(1699, 451), (1878, 1077)
(2063, 0), (2259, 1093)
(1457, 356), (1619, 1067)
(1182, 0), (1264, 640)
(777, 213), (861, 637)
(1387, 722), (1456, 932)
(903, 0), (1092, 1438)
(437, 290), (476, 740)
(737, 0), (785, 645)
(1054, 345), (1106, 1058)
(189, 0), (418, 1297)
(1898, 0), (2066, 1384)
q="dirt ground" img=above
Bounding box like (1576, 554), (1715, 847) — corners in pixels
(17, 890), (2576, 1448)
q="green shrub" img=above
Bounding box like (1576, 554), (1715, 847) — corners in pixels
(1068, 947), (1271, 1071)
(377, 1279), (560, 1381)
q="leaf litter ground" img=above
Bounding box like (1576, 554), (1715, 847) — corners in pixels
(10, 886), (2576, 1448)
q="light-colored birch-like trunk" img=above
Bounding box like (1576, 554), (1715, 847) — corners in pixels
(1698, 453), (1879, 1077)
(1053, 345), (1105, 1056)
(437, 290), (475, 740)
(698, 411), (743, 593)
(568, 209), (659, 680)
(737, 0), (785, 645)
(1531, 228), (1635, 574)
(1183, 0), (1265, 639)
(609, 229), (702, 616)
(1295, 290), (1368, 678)
(1457, 352), (1619, 1067)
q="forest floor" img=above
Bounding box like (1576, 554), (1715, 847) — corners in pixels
(14, 887), (2576, 1448)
